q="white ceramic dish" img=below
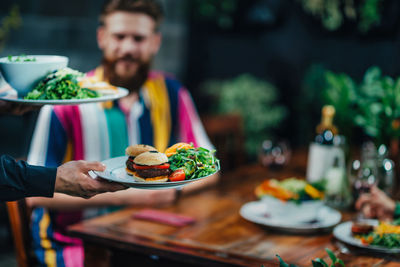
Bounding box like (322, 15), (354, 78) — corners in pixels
(333, 220), (400, 254)
(240, 201), (341, 234)
(0, 87), (129, 105)
(94, 156), (219, 190)
(0, 55), (68, 96)
(261, 195), (324, 223)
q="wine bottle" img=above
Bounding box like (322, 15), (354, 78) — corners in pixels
(315, 105), (338, 145)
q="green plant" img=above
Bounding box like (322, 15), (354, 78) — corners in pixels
(192, 0), (239, 29)
(302, 65), (400, 147)
(0, 5), (22, 53)
(276, 248), (345, 267)
(298, 0), (383, 33)
(322, 69), (358, 140)
(354, 67), (400, 146)
(202, 74), (287, 158)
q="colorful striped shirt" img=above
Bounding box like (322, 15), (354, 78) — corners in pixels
(27, 69), (213, 267)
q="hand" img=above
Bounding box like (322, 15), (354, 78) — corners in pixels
(0, 100), (40, 115)
(355, 186), (396, 221)
(55, 160), (127, 199)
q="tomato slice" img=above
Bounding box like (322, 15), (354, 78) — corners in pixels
(169, 169), (185, 181)
(134, 163), (170, 170)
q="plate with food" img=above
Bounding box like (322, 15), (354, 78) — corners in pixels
(239, 201), (341, 234)
(0, 57), (128, 105)
(94, 143), (220, 190)
(254, 177), (327, 223)
(333, 220), (400, 253)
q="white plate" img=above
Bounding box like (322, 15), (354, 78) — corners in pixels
(333, 220), (400, 254)
(94, 156), (219, 190)
(239, 201), (341, 234)
(0, 87), (129, 105)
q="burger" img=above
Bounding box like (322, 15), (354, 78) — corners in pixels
(125, 144), (157, 176)
(132, 151), (170, 182)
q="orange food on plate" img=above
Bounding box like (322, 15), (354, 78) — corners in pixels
(79, 77), (118, 92)
(165, 142), (193, 157)
(254, 180), (297, 201)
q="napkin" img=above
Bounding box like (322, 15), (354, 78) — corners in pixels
(132, 209), (196, 227)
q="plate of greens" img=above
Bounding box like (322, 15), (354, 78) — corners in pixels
(333, 220), (400, 253)
(94, 146), (219, 190)
(0, 67), (128, 105)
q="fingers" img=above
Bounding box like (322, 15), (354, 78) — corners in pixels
(355, 193), (371, 210)
(80, 161), (106, 172)
(88, 177), (127, 194)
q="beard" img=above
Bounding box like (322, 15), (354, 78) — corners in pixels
(102, 55), (151, 93)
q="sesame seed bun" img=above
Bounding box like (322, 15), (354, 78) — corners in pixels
(133, 151), (168, 166)
(125, 144), (157, 158)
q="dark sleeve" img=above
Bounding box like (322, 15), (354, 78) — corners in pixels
(0, 155), (56, 201)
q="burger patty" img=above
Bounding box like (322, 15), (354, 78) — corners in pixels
(126, 157), (135, 171)
(136, 168), (170, 178)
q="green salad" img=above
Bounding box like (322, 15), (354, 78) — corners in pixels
(25, 67), (100, 100)
(168, 147), (219, 180)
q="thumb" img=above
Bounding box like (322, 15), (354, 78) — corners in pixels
(93, 178), (127, 193)
(80, 161), (106, 172)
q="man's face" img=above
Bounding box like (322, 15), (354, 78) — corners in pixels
(97, 11), (161, 81)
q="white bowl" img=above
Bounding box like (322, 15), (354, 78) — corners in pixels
(0, 55), (68, 97)
(261, 195), (324, 222)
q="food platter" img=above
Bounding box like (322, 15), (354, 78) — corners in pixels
(240, 201), (341, 234)
(0, 87), (129, 105)
(94, 156), (219, 190)
(333, 220), (400, 254)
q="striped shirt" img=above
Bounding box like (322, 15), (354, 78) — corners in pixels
(27, 68), (212, 267)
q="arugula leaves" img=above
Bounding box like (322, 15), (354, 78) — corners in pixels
(168, 147), (219, 180)
(25, 67), (100, 100)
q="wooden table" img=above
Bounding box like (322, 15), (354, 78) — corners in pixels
(69, 153), (400, 267)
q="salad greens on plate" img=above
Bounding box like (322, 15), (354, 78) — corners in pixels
(25, 67), (100, 100)
(167, 143), (219, 180)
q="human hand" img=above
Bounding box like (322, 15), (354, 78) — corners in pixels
(0, 100), (40, 115)
(55, 160), (127, 198)
(355, 186), (396, 221)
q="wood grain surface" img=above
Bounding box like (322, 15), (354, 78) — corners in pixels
(69, 151), (400, 267)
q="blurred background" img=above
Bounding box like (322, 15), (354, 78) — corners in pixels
(1, 0), (400, 264)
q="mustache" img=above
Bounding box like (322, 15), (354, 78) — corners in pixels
(115, 55), (141, 63)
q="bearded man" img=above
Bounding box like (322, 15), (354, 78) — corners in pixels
(26, 1), (216, 266)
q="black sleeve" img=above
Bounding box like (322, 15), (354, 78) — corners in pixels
(0, 155), (57, 201)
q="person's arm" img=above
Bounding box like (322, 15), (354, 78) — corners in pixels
(0, 155), (56, 201)
(0, 155), (126, 202)
(27, 187), (176, 210)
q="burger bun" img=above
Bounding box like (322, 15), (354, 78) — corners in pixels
(125, 144), (157, 157)
(133, 151), (168, 166)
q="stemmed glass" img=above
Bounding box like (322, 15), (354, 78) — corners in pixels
(351, 154), (379, 221)
(259, 139), (291, 169)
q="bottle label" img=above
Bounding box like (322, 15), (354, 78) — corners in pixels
(306, 143), (345, 183)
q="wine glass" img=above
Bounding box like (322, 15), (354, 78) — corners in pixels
(259, 139), (291, 169)
(352, 161), (379, 221)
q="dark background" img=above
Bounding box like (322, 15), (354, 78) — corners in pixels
(2, 0), (400, 158)
(1, 0), (400, 264)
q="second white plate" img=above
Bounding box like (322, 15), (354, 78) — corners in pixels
(0, 87), (129, 105)
(333, 220), (400, 254)
(240, 201), (341, 234)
